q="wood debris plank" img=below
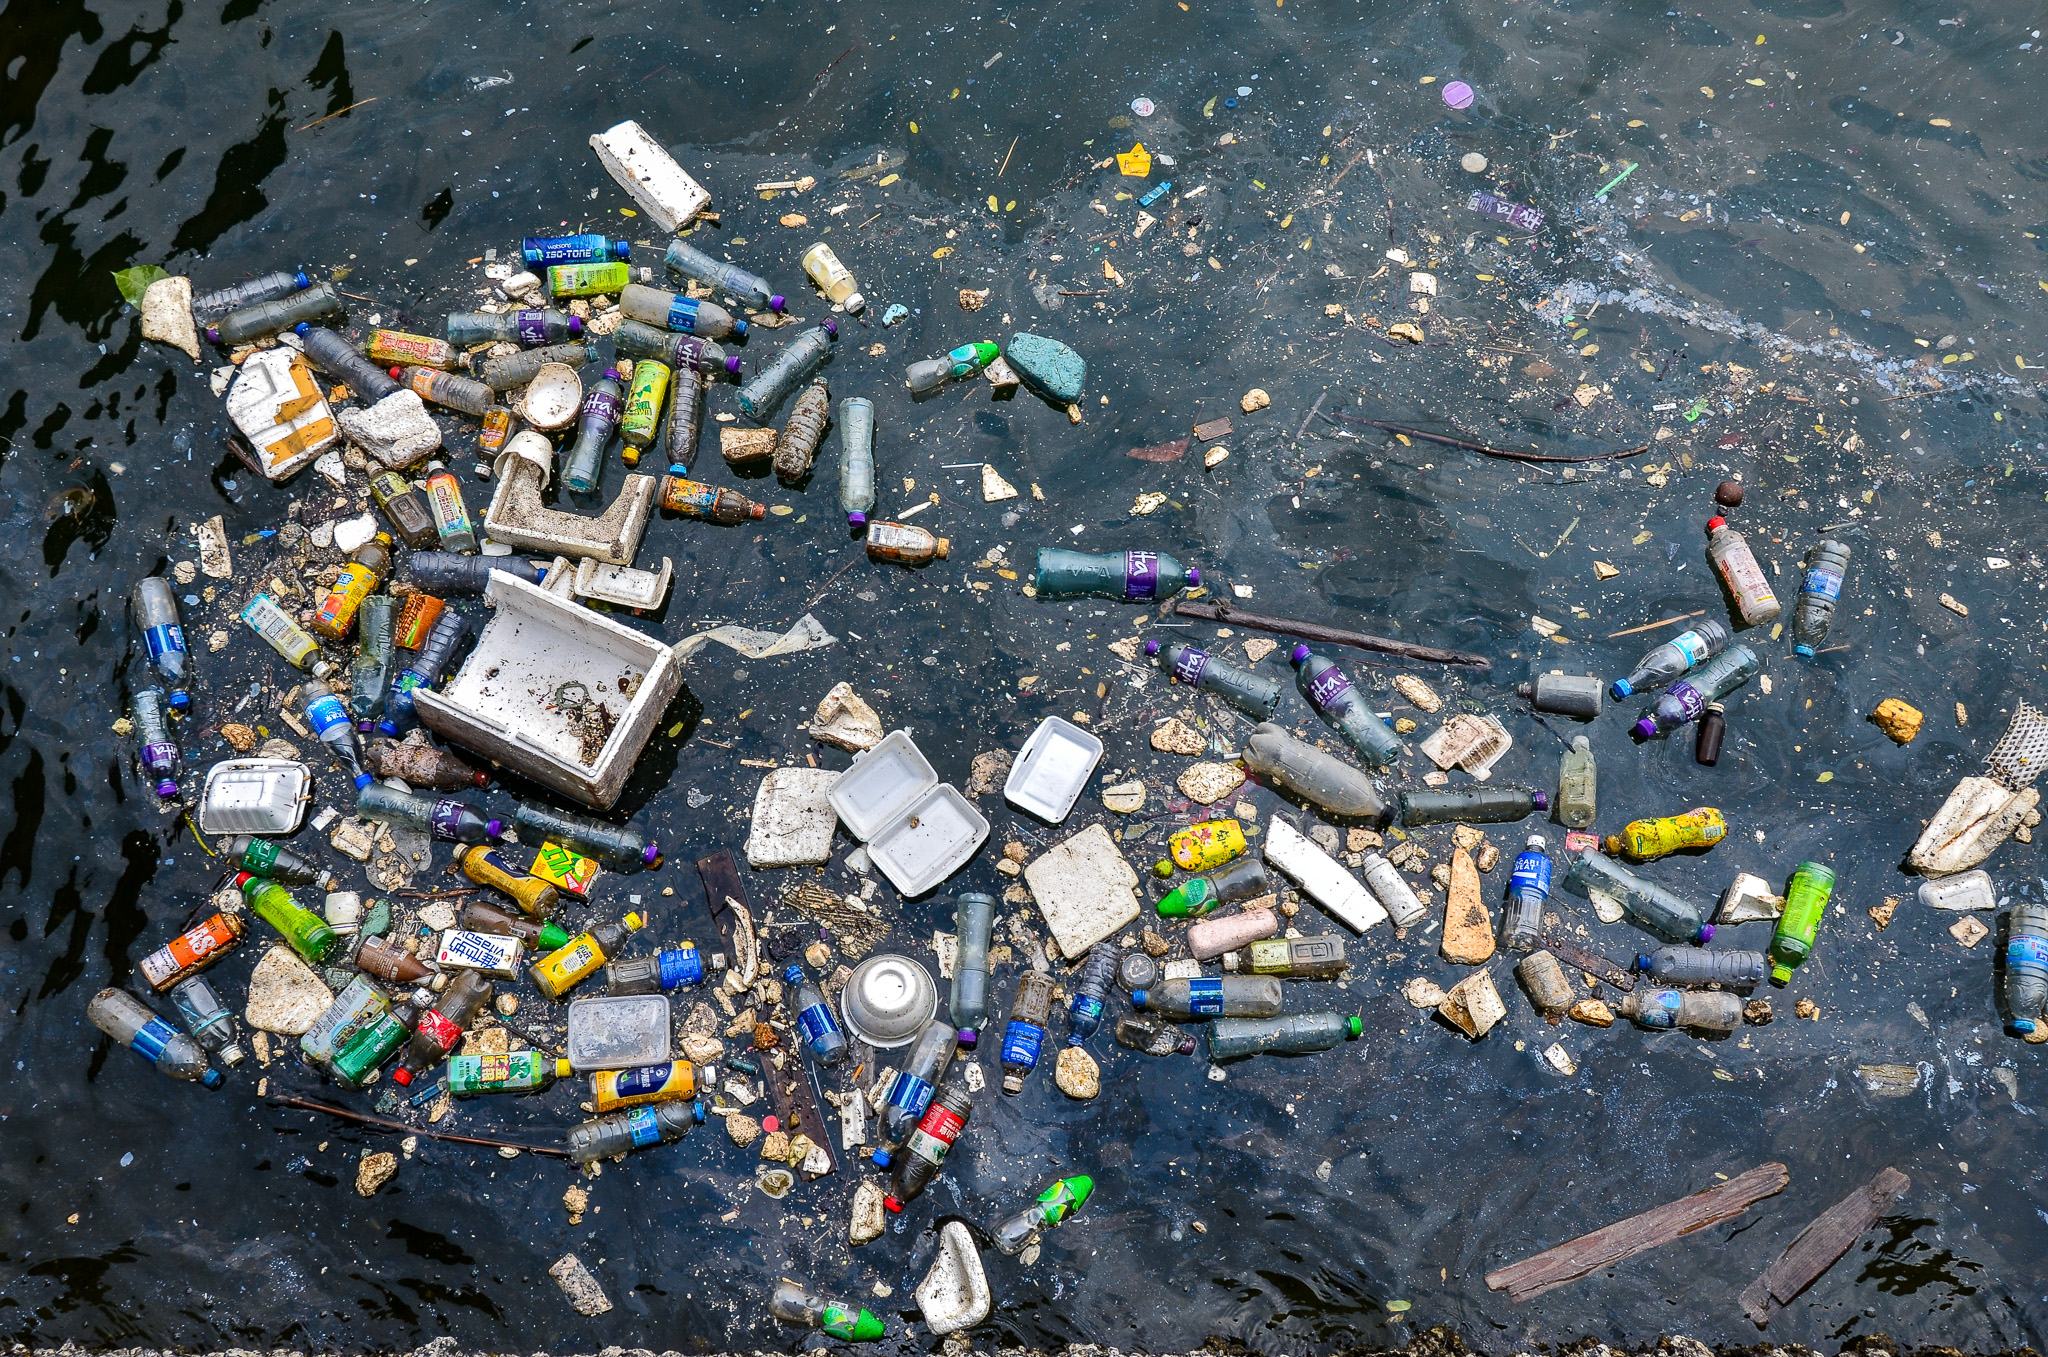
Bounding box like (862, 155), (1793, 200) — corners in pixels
(1740, 1167), (1910, 1326)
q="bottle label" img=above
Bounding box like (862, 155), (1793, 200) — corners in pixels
(1714, 541), (1779, 615)
(613, 1063), (685, 1099)
(796, 1001), (841, 1051)
(1669, 629), (1709, 666)
(143, 623), (186, 663)
(1070, 995), (1104, 1028)
(1305, 664), (1353, 714)
(905, 1101), (967, 1166)
(1509, 852), (1552, 898)
(305, 691), (351, 737)
(1802, 568), (1843, 601)
(1185, 977), (1225, 1015)
(428, 801), (470, 840)
(663, 477), (718, 515)
(1123, 551), (1159, 599)
(885, 1072), (934, 1121)
(514, 312), (551, 346)
(670, 335), (710, 371)
(1668, 681), (1707, 723)
(425, 478), (470, 536)
(415, 1006), (463, 1055)
(436, 930), (522, 975)
(664, 296), (703, 333)
(1172, 647), (1210, 686)
(1001, 1019), (1045, 1071)
(625, 1105), (663, 1147)
(656, 947), (703, 990)
(141, 741), (178, 771)
(1638, 992), (1682, 1030)
(581, 387), (623, 426)
(131, 1017), (179, 1064)
(2009, 937), (2048, 971)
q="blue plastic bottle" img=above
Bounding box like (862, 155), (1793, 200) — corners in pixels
(1502, 834), (1551, 951)
(785, 963), (848, 1065)
(1066, 944), (1119, 1045)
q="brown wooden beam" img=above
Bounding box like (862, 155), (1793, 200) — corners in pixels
(1740, 1167), (1910, 1326)
(1170, 599), (1492, 670)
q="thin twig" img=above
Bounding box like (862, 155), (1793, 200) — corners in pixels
(1878, 388), (1949, 403)
(855, 212), (882, 229)
(998, 136), (1019, 177)
(1293, 391), (1327, 443)
(1606, 609), (1706, 640)
(1327, 147), (1369, 190)
(267, 1093), (571, 1157)
(1325, 413), (1651, 465)
(297, 98), (377, 132)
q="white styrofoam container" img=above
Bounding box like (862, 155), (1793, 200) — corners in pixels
(828, 730), (989, 897)
(1004, 716), (1103, 824)
(197, 758), (311, 835)
(413, 573), (680, 809)
(588, 121), (712, 233)
(225, 348), (337, 482)
(1264, 816), (1388, 933)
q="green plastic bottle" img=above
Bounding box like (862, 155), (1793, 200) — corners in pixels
(1769, 861), (1835, 984)
(992, 1175), (1095, 1254)
(236, 871), (338, 964)
(448, 1050), (572, 1095)
(1156, 857), (1271, 917)
(329, 990), (426, 1087)
(1033, 548), (1199, 601)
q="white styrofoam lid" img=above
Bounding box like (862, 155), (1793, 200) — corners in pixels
(1004, 716), (1104, 823)
(868, 784), (990, 898)
(828, 729), (937, 842)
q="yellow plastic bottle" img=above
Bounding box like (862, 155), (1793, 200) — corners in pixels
(590, 1059), (698, 1113)
(800, 243), (866, 314)
(1604, 807), (1726, 862)
(529, 912), (644, 1000)
(1158, 819), (1248, 875)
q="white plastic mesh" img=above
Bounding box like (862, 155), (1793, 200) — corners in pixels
(1985, 700), (2048, 790)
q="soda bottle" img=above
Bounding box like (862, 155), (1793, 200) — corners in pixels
(530, 913), (645, 1000)
(349, 594), (396, 723)
(838, 396), (876, 527)
(1148, 640), (1283, 719)
(239, 594), (337, 677)
(865, 520), (949, 565)
(378, 610), (469, 737)
(737, 319), (837, 420)
(1206, 1012), (1362, 1059)
(1033, 547), (1199, 601)
(1632, 645), (1760, 739)
(951, 891), (995, 1046)
(1695, 703), (1727, 767)
(663, 362), (705, 470)
(391, 969), (493, 1086)
(1115, 1013), (1198, 1055)
(1605, 808), (1727, 862)
(991, 1176), (1094, 1255)
(1190, 908), (1279, 961)
(1067, 944), (1120, 1044)
(769, 1279), (885, 1341)
(619, 284), (751, 339)
(1133, 975), (1284, 1018)
(507, 801), (660, 869)
(205, 282), (340, 345)
(420, 461), (478, 552)
(455, 843), (557, 915)
(561, 368), (625, 495)
(369, 471), (438, 548)
(872, 1019), (957, 1163)
(139, 911), (244, 990)
(131, 577), (192, 711)
(1241, 722), (1388, 821)
(773, 379), (831, 484)
(784, 962), (849, 1065)
(1636, 945), (1767, 986)
(1564, 849), (1714, 945)
(367, 738), (489, 791)
(1163, 818), (1247, 872)
(1242, 935), (1348, 979)
(1292, 647), (1404, 769)
(1610, 619), (1730, 699)
(475, 341), (599, 391)
(88, 989), (223, 1088)
(523, 234), (630, 266)
(460, 899), (568, 955)
(1705, 516), (1782, 627)
(235, 872), (340, 963)
(800, 242), (866, 313)
(192, 269), (312, 320)
(312, 533), (391, 640)
(1515, 673), (1603, 719)
(605, 944), (704, 995)
(302, 676), (367, 784)
(663, 239), (785, 312)
(905, 342), (1000, 395)
(887, 1083), (971, 1210)
(354, 934), (436, 985)
(546, 260), (651, 299)
(620, 359), (671, 459)
(448, 1050), (569, 1095)
(591, 1060), (701, 1113)
(2006, 902), (2048, 1034)
(1792, 539), (1852, 657)
(1768, 861), (1834, 984)
(168, 976), (244, 1066)
(356, 782), (495, 844)
(330, 987), (430, 1087)
(1156, 857), (1271, 918)
(1617, 988), (1743, 1033)
(1502, 834), (1552, 951)
(660, 472), (765, 524)
(394, 365), (496, 417)
(1001, 971), (1057, 1093)
(566, 1096), (700, 1162)
(1557, 736), (1597, 828)
(445, 309), (584, 348)
(292, 323), (400, 401)
(1399, 786), (1548, 827)
(611, 322), (742, 377)
(1360, 853), (1428, 928)
(131, 687), (180, 800)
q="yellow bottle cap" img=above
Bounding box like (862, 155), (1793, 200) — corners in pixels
(555, 1058), (574, 1077)
(623, 911), (645, 930)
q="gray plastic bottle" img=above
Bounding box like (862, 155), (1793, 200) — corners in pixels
(737, 319), (836, 420)
(1618, 988), (1743, 1033)
(1792, 539), (1852, 657)
(1635, 644), (1760, 738)
(951, 891), (995, 1045)
(1291, 646), (1404, 768)
(1557, 736), (1596, 829)
(837, 397), (876, 526)
(1564, 849), (1714, 944)
(192, 269), (311, 320)
(561, 368), (624, 494)
(665, 362), (705, 471)
(1148, 640), (1283, 718)
(294, 324), (401, 401)
(407, 553), (542, 594)
(1517, 952), (1573, 1017)
(206, 282), (340, 345)
(475, 342), (598, 392)
(611, 321), (741, 377)
(1611, 619), (1730, 699)
(1400, 786), (1548, 826)
(1133, 975), (1283, 1018)
(1636, 945), (1767, 986)
(1360, 852), (1428, 928)
(1207, 1012), (1361, 1059)
(1243, 722), (1388, 821)
(88, 989), (223, 1087)
(1517, 673), (1602, 719)
(567, 1099), (698, 1163)
(1116, 1013), (1197, 1055)
(168, 977), (244, 1066)
(662, 238), (785, 312)
(2007, 902), (2048, 1034)
(348, 595), (395, 722)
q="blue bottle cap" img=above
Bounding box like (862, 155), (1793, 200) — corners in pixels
(353, 772), (374, 790)
(1635, 954), (1653, 972)
(294, 322), (311, 336)
(201, 1068), (225, 1089)
(376, 719), (400, 738)
(1610, 677), (1633, 699)
(612, 239), (632, 260)
(1794, 644), (1815, 657)
(784, 963), (806, 985)
(293, 271), (312, 289)
(732, 317), (749, 337)
(169, 689), (191, 711)
(1130, 989), (1148, 1008)
(870, 1148), (893, 1169)
(2017, 1019), (2038, 1034)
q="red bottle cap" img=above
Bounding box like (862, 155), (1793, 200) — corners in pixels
(1706, 516), (1726, 531)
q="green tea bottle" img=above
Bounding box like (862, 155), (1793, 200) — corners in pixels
(1769, 861), (1835, 983)
(236, 872), (338, 964)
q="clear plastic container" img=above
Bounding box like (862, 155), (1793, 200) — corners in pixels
(1557, 736), (1597, 828)
(950, 891), (995, 1044)
(294, 323), (400, 402)
(838, 397), (876, 526)
(563, 994), (671, 1071)
(130, 577), (191, 710)
(663, 239), (784, 311)
(1611, 619), (1730, 700)
(1502, 835), (1551, 951)
(1564, 848), (1713, 945)
(736, 319), (836, 420)
(800, 242), (865, 312)
(1206, 1012), (1361, 1058)
(1792, 539), (1852, 657)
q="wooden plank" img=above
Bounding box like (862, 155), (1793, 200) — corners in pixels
(1171, 599), (1492, 670)
(1740, 1167), (1910, 1326)
(1485, 1162), (1789, 1302)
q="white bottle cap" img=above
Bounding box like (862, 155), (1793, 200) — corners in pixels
(843, 291), (866, 314)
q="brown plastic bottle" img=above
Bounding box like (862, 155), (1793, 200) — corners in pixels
(866, 520), (949, 566)
(364, 738), (488, 790)
(391, 969), (493, 1085)
(356, 934), (436, 985)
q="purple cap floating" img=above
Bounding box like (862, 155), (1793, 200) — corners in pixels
(1186, 567), (1202, 586)
(486, 818), (506, 839)
(1530, 790), (1549, 811)
(821, 317), (839, 337)
(1144, 639), (1162, 657)
(957, 1027), (979, 1048)
(848, 511), (868, 527)
(641, 843), (662, 867)
(1443, 80), (1476, 110)
(566, 315), (585, 336)
(768, 294), (787, 313)
(154, 777), (179, 800)
(1291, 643), (1312, 663)
(205, 326), (223, 343)
(724, 355), (743, 374)
(1632, 716), (1659, 739)
(1696, 923), (1716, 944)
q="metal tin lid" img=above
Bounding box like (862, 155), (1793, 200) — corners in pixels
(838, 953), (938, 1049)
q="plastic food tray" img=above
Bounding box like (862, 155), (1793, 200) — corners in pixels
(197, 758), (312, 835)
(564, 995), (671, 1071)
(828, 730), (989, 897)
(1003, 716), (1103, 824)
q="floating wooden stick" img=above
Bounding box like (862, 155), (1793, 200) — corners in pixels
(1324, 411), (1652, 465)
(267, 1092), (570, 1158)
(1740, 1167), (1910, 1326)
(1171, 599), (1491, 670)
(1485, 1161), (1789, 1301)
(1606, 609), (1707, 640)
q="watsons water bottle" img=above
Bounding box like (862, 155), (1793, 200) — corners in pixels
(1605, 808), (1726, 862)
(168, 976), (244, 1066)
(356, 782), (496, 844)
(523, 234), (629, 265)
(1242, 722), (1387, 821)
(294, 323), (401, 400)
(951, 891), (995, 1045)
(192, 269), (311, 320)
(445, 309), (583, 348)
(769, 1279), (885, 1341)
(1156, 857), (1270, 917)
(1033, 548), (1199, 601)
(611, 321), (742, 377)
(1792, 539), (1852, 657)
(872, 1020), (955, 1164)
(89, 989), (223, 1087)
(838, 397), (876, 527)
(1611, 619), (1730, 699)
(1636, 945), (1767, 986)
(1292, 647), (1404, 768)
(561, 368), (625, 495)
(886, 1084), (972, 1210)
(1148, 640), (1283, 719)
(507, 801), (659, 869)
(1067, 944), (1119, 1044)
(1400, 786), (1547, 827)
(664, 239), (785, 311)
(1618, 988), (1744, 1033)
(1768, 861), (1834, 984)
(1502, 835), (1551, 951)
(606, 945), (704, 995)
(205, 282), (339, 345)
(1705, 516), (1782, 627)
(2006, 902), (2048, 1034)
(1001, 970), (1056, 1093)
(785, 963), (849, 1065)
(132, 687), (179, 799)
(991, 1176), (1094, 1255)
(567, 1100), (699, 1163)
(1564, 849), (1713, 945)
(619, 284), (750, 339)
(1557, 736), (1596, 828)
(1633, 644), (1760, 739)
(1206, 1012), (1361, 1058)
(906, 342), (1000, 395)
(1134, 975), (1283, 1018)
(737, 319), (837, 420)
(130, 577), (192, 710)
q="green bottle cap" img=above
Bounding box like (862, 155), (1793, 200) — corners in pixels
(1344, 1015), (1364, 1039)
(849, 1309), (886, 1342)
(1770, 962), (1793, 984)
(1063, 1174), (1096, 1206)
(1156, 885), (1194, 918)
(538, 921), (573, 951)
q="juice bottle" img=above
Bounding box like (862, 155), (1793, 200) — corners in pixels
(865, 520), (948, 565)
(1768, 861), (1835, 983)
(529, 914), (645, 1000)
(1604, 808), (1727, 862)
(799, 242), (865, 313)
(312, 533), (391, 640)
(1705, 516), (1782, 627)
(236, 872), (339, 963)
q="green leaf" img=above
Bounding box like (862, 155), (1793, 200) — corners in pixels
(113, 265), (169, 307)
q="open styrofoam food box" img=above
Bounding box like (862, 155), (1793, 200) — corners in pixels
(1004, 715), (1103, 823)
(414, 573), (681, 809)
(828, 730), (989, 897)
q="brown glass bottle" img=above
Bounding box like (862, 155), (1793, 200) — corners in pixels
(364, 738), (488, 790)
(356, 934), (436, 984)
(865, 520), (949, 566)
(370, 471), (438, 548)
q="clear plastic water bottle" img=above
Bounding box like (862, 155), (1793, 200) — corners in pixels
(737, 319), (837, 420)
(567, 1100), (699, 1163)
(906, 342), (999, 395)
(89, 989), (223, 1087)
(1400, 786), (1547, 826)
(1792, 539), (1852, 657)
(1001, 971), (1057, 1093)
(663, 239), (785, 312)
(951, 891), (995, 1045)
(785, 963), (849, 1065)
(1618, 988), (1743, 1032)
(1292, 646), (1404, 768)
(769, 1279), (885, 1341)
(838, 396), (876, 527)
(1241, 722), (1387, 821)
(2006, 902), (2048, 1034)
(131, 687), (179, 800)
(662, 362), (705, 471)
(191, 269), (311, 321)
(205, 282), (339, 344)
(619, 284), (750, 339)
(1148, 640), (1283, 718)
(1557, 736), (1596, 828)
(356, 782), (496, 844)
(1502, 834), (1551, 951)
(1116, 1013), (1198, 1055)
(506, 801), (659, 869)
(348, 594), (396, 722)
(1564, 848), (1714, 945)
(239, 594), (336, 676)
(475, 341), (598, 391)
(1610, 619), (1730, 699)
(378, 610), (468, 737)
(293, 323), (401, 401)
(1705, 516), (1782, 627)
(523, 234), (629, 265)
(445, 309), (583, 347)
(561, 367), (625, 494)
(130, 577), (192, 711)
(168, 977), (244, 1067)
(1636, 945), (1767, 986)
(1633, 644), (1760, 739)
(1133, 975), (1284, 1018)
(1206, 1012), (1361, 1058)
(611, 321), (742, 377)
(1066, 943), (1119, 1044)
(1033, 548), (1199, 601)
(394, 365), (497, 417)
(1360, 852), (1428, 928)
(991, 1176), (1094, 1255)
(872, 1019), (956, 1162)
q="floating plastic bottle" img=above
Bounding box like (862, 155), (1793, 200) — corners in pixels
(1606, 808), (1726, 862)
(236, 872), (340, 963)
(1792, 539), (1852, 657)
(591, 1060), (701, 1113)
(785, 963), (849, 1065)
(292, 323), (399, 401)
(447, 1050), (567, 1095)
(874, 1020), (957, 1162)
(131, 687), (180, 800)
(620, 284), (750, 339)
(1695, 702), (1727, 766)
(887, 1084), (971, 1210)
(567, 1099), (698, 1163)
(1164, 818), (1247, 873)
(313, 534), (391, 644)
(1516, 673), (1602, 719)
(369, 471), (437, 548)
(531, 913), (644, 1001)
(1191, 908), (1278, 961)
(130, 577), (192, 711)
(1207, 1012), (1362, 1059)
(1705, 516), (1782, 627)
(354, 934), (435, 985)
(475, 341), (598, 391)
(446, 309), (584, 348)
(737, 318), (837, 420)
(906, 342), (1000, 395)
(837, 397), (876, 527)
(1149, 641), (1283, 719)
(1067, 944), (1119, 1045)
(1564, 849), (1714, 945)
(391, 969), (493, 1086)
(507, 801), (659, 869)
(2007, 902), (2048, 1034)
(992, 1176), (1094, 1255)
(454, 843), (556, 914)
(663, 363), (705, 470)
(1242, 722), (1387, 820)
(1001, 971), (1057, 1093)
(1633, 645), (1760, 739)
(1400, 786), (1547, 827)
(547, 260), (651, 298)
(1157, 857), (1270, 917)
(1116, 1013), (1198, 1055)
(1611, 619), (1730, 700)
(356, 782), (495, 844)
(951, 891), (995, 1045)
(192, 269), (311, 320)
(1360, 852), (1428, 928)
(620, 359), (671, 458)
(1768, 861), (1834, 984)
(1618, 988), (1743, 1033)
(561, 368), (625, 495)
(467, 899), (571, 953)
(365, 329), (458, 370)
(1292, 646), (1404, 768)
(302, 676), (366, 784)
(1636, 945), (1767, 987)
(769, 1279), (885, 1342)
(240, 594), (336, 676)
(348, 595), (396, 724)
(89, 989), (223, 1087)
(408, 553), (542, 595)
(1033, 547), (1199, 601)
(1242, 935), (1348, 979)
(420, 461), (478, 553)
(611, 321), (742, 377)
(800, 242), (865, 313)
(1134, 975), (1283, 1018)
(523, 234), (629, 265)
(301, 975), (389, 1075)
(379, 610), (469, 737)
(140, 911), (244, 990)
(364, 740), (487, 793)
(660, 472), (765, 523)
(168, 976), (243, 1066)
(332, 988), (428, 1088)
(1557, 736), (1597, 828)
(774, 379), (831, 484)
(205, 282), (339, 345)
(396, 365), (496, 417)
(1502, 835), (1552, 951)
(605, 945), (704, 996)
(1517, 951), (1574, 1018)
(865, 520), (948, 565)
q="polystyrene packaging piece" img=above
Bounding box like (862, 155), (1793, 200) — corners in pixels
(411, 573), (681, 809)
(828, 730), (990, 897)
(1004, 716), (1103, 823)
(226, 349), (338, 481)
(1263, 817), (1388, 933)
(588, 121), (712, 234)
(1908, 777), (2041, 877)
(1022, 823), (1141, 958)
(198, 759), (312, 835)
(484, 432), (656, 565)
(914, 1221), (992, 1335)
(563, 995), (671, 1071)
(747, 768), (840, 868)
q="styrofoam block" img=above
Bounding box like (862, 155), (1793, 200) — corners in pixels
(1021, 823), (1139, 958)
(226, 348), (337, 481)
(914, 1221), (991, 1335)
(589, 121), (711, 233)
(1265, 817), (1387, 933)
(747, 768), (840, 868)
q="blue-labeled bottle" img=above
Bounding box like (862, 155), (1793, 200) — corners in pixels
(562, 367), (626, 495)
(619, 284), (750, 339)
(303, 676), (367, 786)
(1792, 539), (1852, 657)
(1611, 619), (1730, 699)
(130, 577), (192, 711)
(2007, 902), (2048, 1034)
(522, 234), (630, 265)
(871, 1019), (956, 1166)
(378, 611), (469, 738)
(1066, 943), (1119, 1045)
(1000, 971), (1057, 1094)
(89, 988), (223, 1087)
(785, 963), (848, 1065)
(606, 946), (705, 996)
(1502, 834), (1551, 952)
(1291, 645), (1404, 768)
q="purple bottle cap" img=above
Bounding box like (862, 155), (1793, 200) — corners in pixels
(640, 843), (662, 867)
(956, 1027), (979, 1048)
(205, 326), (222, 343)
(732, 317), (750, 337)
(1144, 639), (1162, 657)
(1529, 790), (1549, 810)
(1696, 923), (1716, 944)
(847, 511), (868, 527)
(1291, 644), (1312, 663)
(566, 315), (585, 336)
(820, 317), (838, 337)
(768, 294), (787, 313)
(486, 818), (506, 839)
(1631, 716), (1659, 739)
(604, 367), (620, 381)
(723, 355), (743, 374)
(155, 778), (179, 799)
(1186, 567), (1202, 585)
